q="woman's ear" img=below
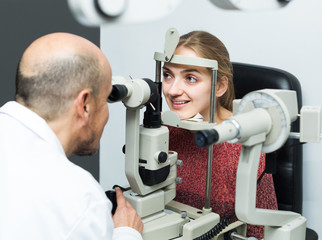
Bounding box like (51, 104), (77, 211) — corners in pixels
(216, 76), (229, 97)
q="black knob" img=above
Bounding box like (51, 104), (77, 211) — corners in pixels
(122, 145), (126, 154)
(158, 152), (168, 163)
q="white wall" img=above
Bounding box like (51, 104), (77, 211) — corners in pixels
(100, 0), (322, 236)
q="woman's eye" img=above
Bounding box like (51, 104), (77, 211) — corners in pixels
(163, 72), (172, 80)
(187, 76), (197, 83)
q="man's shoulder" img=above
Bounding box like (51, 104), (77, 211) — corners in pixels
(46, 154), (106, 199)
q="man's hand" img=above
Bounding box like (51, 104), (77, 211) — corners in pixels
(112, 187), (144, 234)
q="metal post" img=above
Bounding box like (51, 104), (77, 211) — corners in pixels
(155, 60), (162, 83)
(155, 60), (163, 111)
(204, 69), (217, 209)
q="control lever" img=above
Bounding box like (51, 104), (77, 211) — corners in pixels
(105, 185), (128, 215)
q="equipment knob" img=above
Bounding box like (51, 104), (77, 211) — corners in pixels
(122, 145), (126, 154)
(177, 160), (183, 166)
(157, 151), (168, 163)
(176, 177), (182, 184)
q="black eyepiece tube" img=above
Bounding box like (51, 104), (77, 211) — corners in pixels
(108, 84), (128, 102)
(194, 129), (219, 148)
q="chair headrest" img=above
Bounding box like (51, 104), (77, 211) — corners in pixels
(232, 62), (302, 108)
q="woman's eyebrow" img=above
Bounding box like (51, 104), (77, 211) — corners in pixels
(163, 66), (202, 74)
(182, 68), (202, 74)
(162, 66), (172, 73)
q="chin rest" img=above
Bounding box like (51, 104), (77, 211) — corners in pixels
(232, 62), (318, 240)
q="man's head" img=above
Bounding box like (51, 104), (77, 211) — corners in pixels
(15, 33), (112, 157)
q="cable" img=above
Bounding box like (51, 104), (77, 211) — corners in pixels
(257, 170), (266, 185)
(193, 215), (236, 240)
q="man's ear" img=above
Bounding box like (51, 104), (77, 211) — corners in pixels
(74, 89), (92, 125)
(216, 76), (229, 97)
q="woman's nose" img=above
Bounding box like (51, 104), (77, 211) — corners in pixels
(167, 79), (184, 96)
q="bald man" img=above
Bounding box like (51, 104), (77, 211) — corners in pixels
(0, 33), (143, 240)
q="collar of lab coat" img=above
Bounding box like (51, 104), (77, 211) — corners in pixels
(0, 101), (66, 157)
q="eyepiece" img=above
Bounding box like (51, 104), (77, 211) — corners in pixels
(108, 84), (128, 102)
(194, 129), (219, 148)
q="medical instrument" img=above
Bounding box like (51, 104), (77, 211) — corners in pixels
(108, 28), (321, 239)
(108, 76), (224, 239)
(195, 89), (321, 240)
(107, 28), (245, 239)
(209, 0), (292, 11)
(107, 28), (244, 239)
(67, 0), (181, 27)
(67, 0), (291, 27)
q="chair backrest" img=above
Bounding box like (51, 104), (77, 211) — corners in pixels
(232, 62), (303, 214)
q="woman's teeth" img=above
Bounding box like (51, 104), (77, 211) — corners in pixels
(173, 101), (188, 104)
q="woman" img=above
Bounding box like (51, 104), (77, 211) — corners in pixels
(162, 31), (277, 239)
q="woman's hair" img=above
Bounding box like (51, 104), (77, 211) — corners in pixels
(177, 31), (235, 111)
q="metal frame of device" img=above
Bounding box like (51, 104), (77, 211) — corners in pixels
(154, 28), (219, 211)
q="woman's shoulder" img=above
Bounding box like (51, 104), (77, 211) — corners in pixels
(216, 142), (242, 151)
(166, 125), (193, 137)
(213, 142), (242, 162)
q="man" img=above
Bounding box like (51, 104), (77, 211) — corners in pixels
(0, 33), (143, 239)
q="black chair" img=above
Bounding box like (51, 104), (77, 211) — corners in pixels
(232, 62), (318, 240)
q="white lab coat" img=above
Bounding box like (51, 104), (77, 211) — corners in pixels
(0, 101), (142, 240)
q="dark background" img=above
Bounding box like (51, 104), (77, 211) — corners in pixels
(0, 0), (100, 181)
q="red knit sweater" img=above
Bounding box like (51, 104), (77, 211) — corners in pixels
(168, 126), (278, 239)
